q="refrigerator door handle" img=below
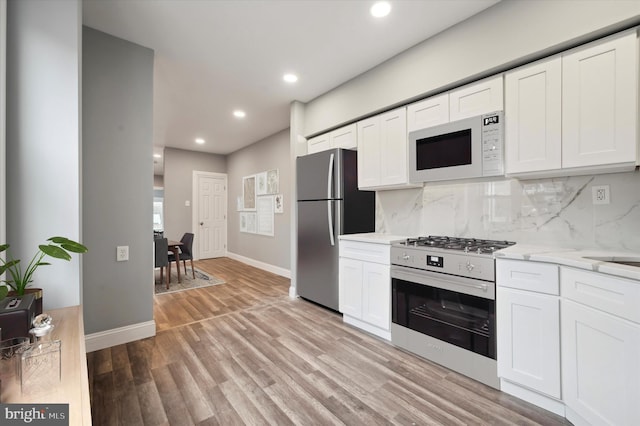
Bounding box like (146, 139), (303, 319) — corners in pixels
(327, 152), (334, 199)
(327, 152), (336, 246)
(327, 200), (335, 246)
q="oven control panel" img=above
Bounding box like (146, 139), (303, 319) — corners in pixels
(391, 246), (495, 282)
(426, 255), (443, 268)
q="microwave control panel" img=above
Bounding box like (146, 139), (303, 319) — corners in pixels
(481, 111), (504, 177)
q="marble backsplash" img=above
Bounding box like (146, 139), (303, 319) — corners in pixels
(375, 170), (640, 252)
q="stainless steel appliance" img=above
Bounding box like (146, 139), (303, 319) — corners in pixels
(391, 236), (515, 389)
(296, 149), (375, 311)
(409, 111), (504, 183)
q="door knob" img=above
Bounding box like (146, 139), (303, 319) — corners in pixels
(200, 222), (204, 226)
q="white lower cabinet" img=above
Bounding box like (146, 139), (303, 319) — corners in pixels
(497, 288), (561, 397)
(338, 239), (392, 340)
(561, 267), (640, 426)
(339, 257), (363, 319)
(361, 262), (390, 330)
(496, 259), (563, 415)
(497, 259), (640, 425)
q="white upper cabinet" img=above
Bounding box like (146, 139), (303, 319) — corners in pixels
(356, 116), (380, 189)
(358, 107), (415, 190)
(562, 30), (638, 169)
(449, 75), (504, 121)
(307, 123), (357, 155)
(307, 132), (331, 154)
(505, 57), (562, 174)
(504, 29), (639, 178)
(329, 123), (357, 150)
(406, 93), (449, 132)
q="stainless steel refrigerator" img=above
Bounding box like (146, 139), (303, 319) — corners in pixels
(296, 148), (375, 311)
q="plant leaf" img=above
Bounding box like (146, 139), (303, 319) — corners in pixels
(39, 244), (72, 261)
(47, 236), (68, 244)
(0, 244), (9, 253)
(0, 286), (8, 300)
(60, 242), (88, 253)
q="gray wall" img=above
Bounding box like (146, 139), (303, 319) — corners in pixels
(6, 0), (82, 309)
(0, 0), (6, 249)
(82, 27), (154, 334)
(304, 0), (640, 136)
(163, 148), (226, 242)
(227, 129), (291, 270)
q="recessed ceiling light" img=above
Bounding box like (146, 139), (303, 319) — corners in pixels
(153, 153), (162, 158)
(233, 110), (246, 118)
(283, 73), (298, 83)
(195, 138), (205, 144)
(370, 1), (391, 18)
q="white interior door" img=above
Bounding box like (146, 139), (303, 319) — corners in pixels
(194, 172), (227, 259)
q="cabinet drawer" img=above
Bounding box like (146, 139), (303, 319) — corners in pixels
(561, 267), (640, 324)
(496, 259), (559, 295)
(339, 240), (391, 265)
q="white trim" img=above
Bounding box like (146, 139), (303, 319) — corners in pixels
(343, 315), (391, 341)
(85, 320), (156, 353)
(226, 251), (291, 278)
(192, 170), (228, 260)
(288, 285), (297, 299)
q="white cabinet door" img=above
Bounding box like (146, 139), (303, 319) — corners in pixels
(562, 299), (640, 426)
(307, 133), (331, 154)
(505, 57), (562, 174)
(330, 123), (357, 150)
(449, 75), (504, 121)
(562, 30), (638, 168)
(361, 262), (390, 331)
(497, 287), (561, 398)
(407, 93), (449, 132)
(338, 257), (363, 318)
(379, 107), (408, 186)
(357, 116), (380, 188)
(358, 107), (411, 190)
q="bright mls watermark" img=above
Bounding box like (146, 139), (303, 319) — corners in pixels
(0, 404), (68, 425)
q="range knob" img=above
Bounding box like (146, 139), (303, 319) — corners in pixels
(466, 261), (475, 272)
(402, 253), (410, 261)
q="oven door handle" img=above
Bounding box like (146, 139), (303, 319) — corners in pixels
(391, 265), (494, 299)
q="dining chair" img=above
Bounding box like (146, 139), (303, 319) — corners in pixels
(154, 237), (170, 289)
(169, 232), (195, 279)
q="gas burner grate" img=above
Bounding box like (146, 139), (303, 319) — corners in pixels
(401, 235), (515, 253)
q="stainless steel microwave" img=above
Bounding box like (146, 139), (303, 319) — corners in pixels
(408, 111), (504, 183)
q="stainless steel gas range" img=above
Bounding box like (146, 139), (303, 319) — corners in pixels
(390, 236), (515, 389)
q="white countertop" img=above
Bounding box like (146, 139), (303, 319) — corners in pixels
(339, 233), (410, 245)
(496, 244), (640, 281)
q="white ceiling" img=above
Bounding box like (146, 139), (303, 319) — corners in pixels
(83, 0), (499, 166)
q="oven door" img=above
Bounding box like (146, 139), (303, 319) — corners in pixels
(391, 265), (496, 359)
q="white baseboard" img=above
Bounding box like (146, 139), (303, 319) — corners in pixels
(226, 251), (291, 278)
(85, 320), (156, 353)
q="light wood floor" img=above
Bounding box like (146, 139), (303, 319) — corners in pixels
(88, 257), (569, 425)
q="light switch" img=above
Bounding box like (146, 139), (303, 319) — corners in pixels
(185, 200), (190, 207)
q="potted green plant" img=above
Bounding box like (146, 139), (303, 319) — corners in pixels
(0, 237), (88, 304)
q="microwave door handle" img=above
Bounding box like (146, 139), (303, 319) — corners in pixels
(327, 153), (335, 246)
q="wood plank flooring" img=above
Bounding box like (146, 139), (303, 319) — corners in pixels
(88, 257), (570, 426)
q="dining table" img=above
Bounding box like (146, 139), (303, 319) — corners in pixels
(168, 240), (184, 283)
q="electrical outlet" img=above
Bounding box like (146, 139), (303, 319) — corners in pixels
(116, 246), (129, 262)
(592, 185), (610, 205)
